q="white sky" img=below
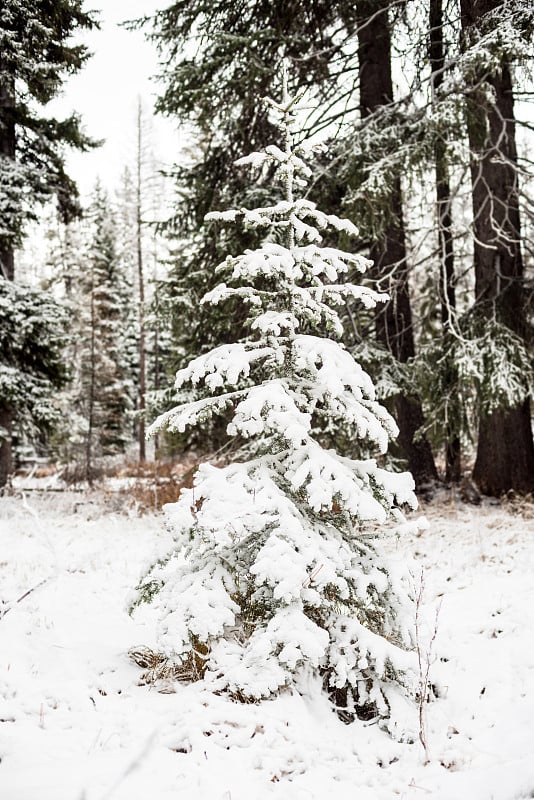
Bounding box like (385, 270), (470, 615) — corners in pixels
(49, 0), (179, 198)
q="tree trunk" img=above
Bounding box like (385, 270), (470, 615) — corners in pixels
(136, 101), (147, 463)
(0, 408), (13, 489)
(476, 402), (534, 494)
(0, 71), (15, 280)
(0, 68), (16, 486)
(430, 0), (461, 483)
(358, 0), (438, 488)
(85, 264), (96, 484)
(152, 228), (161, 459)
(461, 0), (534, 495)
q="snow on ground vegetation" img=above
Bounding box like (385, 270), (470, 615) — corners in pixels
(1, 490), (533, 799)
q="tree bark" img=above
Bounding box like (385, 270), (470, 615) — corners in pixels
(358, 0), (438, 488)
(461, 0), (534, 495)
(430, 0), (461, 483)
(0, 71), (15, 280)
(0, 67), (16, 486)
(0, 408), (13, 489)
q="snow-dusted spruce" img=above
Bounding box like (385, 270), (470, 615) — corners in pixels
(0, 277), (69, 485)
(134, 72), (419, 721)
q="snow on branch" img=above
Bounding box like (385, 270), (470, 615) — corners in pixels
(136, 65), (420, 722)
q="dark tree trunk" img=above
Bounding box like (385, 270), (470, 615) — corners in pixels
(461, 0), (534, 495)
(476, 402), (534, 494)
(0, 247), (14, 282)
(430, 0), (461, 483)
(0, 408), (13, 489)
(0, 71), (15, 279)
(358, 1), (438, 488)
(0, 68), (16, 486)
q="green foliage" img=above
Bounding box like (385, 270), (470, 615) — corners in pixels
(0, 277), (69, 438)
(0, 0), (99, 251)
(414, 314), (534, 449)
(73, 186), (133, 457)
(141, 1), (364, 422)
(131, 578), (165, 611)
(131, 79), (419, 722)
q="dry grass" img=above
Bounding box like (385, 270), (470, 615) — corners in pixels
(129, 644), (263, 705)
(118, 465), (193, 513)
(113, 453), (232, 513)
(129, 644), (208, 690)
(59, 455), (200, 512)
(114, 455), (202, 513)
(13, 451), (232, 514)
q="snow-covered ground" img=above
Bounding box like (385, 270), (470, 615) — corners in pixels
(1, 490), (533, 800)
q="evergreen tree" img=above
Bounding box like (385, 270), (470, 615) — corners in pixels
(334, 0), (534, 493)
(12, 0), (525, 495)
(0, 0), (97, 276)
(429, 0), (461, 483)
(139, 1), (355, 448)
(140, 0), (440, 484)
(0, 0), (97, 484)
(68, 185), (131, 478)
(459, 0), (534, 494)
(354, 0), (438, 487)
(0, 278), (68, 484)
(133, 76), (418, 722)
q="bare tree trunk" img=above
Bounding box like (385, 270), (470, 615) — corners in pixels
(430, 0), (461, 483)
(0, 68), (16, 486)
(358, 0), (438, 488)
(85, 264), (96, 484)
(152, 226), (161, 459)
(461, 0), (534, 495)
(136, 100), (147, 463)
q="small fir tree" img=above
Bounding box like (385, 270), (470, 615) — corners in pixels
(134, 72), (419, 722)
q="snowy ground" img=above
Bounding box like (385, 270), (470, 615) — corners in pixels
(1, 490), (533, 800)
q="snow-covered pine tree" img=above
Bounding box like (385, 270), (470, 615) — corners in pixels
(65, 184), (132, 478)
(134, 70), (419, 722)
(88, 188), (132, 457)
(0, 278), (69, 482)
(0, 0), (96, 484)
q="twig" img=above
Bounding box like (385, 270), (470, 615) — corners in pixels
(414, 568), (442, 764)
(0, 578), (49, 620)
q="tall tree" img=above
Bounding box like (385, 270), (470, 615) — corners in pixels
(0, 279), (68, 485)
(356, 0), (439, 487)
(139, 2), (343, 451)
(90, 188), (131, 464)
(115, 122), (170, 460)
(460, 0), (534, 494)
(140, 1), (439, 483)
(429, 0), (461, 482)
(0, 0), (97, 485)
(64, 186), (131, 480)
(136, 100), (147, 462)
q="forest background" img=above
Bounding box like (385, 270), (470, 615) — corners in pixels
(1, 0), (533, 499)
